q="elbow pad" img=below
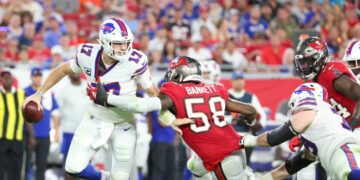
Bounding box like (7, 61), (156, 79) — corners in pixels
(267, 121), (299, 146)
(285, 151), (314, 175)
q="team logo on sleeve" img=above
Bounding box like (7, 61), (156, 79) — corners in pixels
(101, 23), (115, 34)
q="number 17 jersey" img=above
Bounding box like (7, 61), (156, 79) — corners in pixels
(160, 82), (242, 171)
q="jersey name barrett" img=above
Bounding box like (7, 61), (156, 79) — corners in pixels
(316, 61), (357, 127)
(160, 82), (242, 171)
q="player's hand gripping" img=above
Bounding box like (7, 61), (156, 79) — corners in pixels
(23, 92), (42, 111)
(239, 134), (257, 148)
(94, 82), (109, 107)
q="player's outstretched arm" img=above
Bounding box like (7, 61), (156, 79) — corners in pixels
(241, 110), (314, 148)
(333, 74), (360, 129)
(23, 61), (76, 108)
(225, 98), (257, 121)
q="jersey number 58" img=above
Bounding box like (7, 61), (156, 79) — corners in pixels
(185, 97), (227, 133)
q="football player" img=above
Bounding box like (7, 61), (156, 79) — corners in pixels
(288, 37), (360, 179)
(242, 83), (360, 180)
(200, 60), (221, 84)
(23, 18), (158, 180)
(343, 40), (360, 80)
(94, 56), (258, 179)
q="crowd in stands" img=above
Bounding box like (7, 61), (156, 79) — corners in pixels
(0, 0), (357, 73)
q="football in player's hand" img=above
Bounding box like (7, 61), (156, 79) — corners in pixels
(22, 101), (43, 123)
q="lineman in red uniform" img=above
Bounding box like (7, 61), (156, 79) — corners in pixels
(94, 56), (258, 179)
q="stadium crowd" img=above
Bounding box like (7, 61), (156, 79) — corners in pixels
(0, 0), (359, 180)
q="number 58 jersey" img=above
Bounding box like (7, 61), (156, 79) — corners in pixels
(160, 82), (242, 171)
(69, 43), (153, 123)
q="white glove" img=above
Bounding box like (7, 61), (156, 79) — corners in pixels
(240, 134), (257, 148)
(245, 167), (274, 180)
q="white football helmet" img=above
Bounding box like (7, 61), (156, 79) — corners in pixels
(343, 40), (360, 71)
(98, 18), (134, 61)
(288, 83), (328, 111)
(200, 60), (221, 84)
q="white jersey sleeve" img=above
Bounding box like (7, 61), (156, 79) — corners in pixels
(69, 44), (96, 74)
(132, 50), (154, 89)
(292, 97), (319, 114)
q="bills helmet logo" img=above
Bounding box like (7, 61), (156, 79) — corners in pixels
(101, 23), (115, 34)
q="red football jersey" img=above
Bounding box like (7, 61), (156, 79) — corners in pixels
(316, 60), (358, 127)
(160, 82), (242, 171)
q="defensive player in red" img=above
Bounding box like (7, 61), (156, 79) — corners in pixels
(94, 56), (258, 179)
(288, 37), (360, 180)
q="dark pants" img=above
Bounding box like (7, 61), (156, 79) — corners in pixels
(26, 137), (50, 180)
(148, 142), (175, 180)
(0, 139), (24, 180)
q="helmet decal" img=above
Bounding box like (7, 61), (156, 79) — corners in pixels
(169, 57), (189, 69)
(345, 40), (358, 57)
(308, 39), (326, 51)
(112, 18), (128, 37)
(101, 23), (115, 34)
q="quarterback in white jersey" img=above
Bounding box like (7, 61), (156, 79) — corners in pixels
(23, 18), (158, 180)
(242, 83), (360, 180)
(200, 60), (221, 84)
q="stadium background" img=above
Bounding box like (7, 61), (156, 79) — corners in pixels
(0, 0), (358, 179)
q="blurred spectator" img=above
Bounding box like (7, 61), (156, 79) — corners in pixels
(7, 13), (23, 39)
(345, 3), (359, 27)
(267, 0), (281, 19)
(163, 40), (177, 63)
(66, 21), (84, 45)
(212, 44), (224, 64)
(191, 6), (217, 41)
(17, 47), (31, 67)
(142, 13), (158, 39)
(44, 45), (64, 69)
(79, 0), (101, 15)
(28, 34), (51, 63)
(167, 7), (191, 41)
(326, 26), (342, 57)
(20, 11), (33, 25)
(187, 36), (212, 62)
(339, 19), (350, 42)
(261, 2), (273, 22)
(226, 9), (242, 40)
(222, 38), (247, 70)
(242, 5), (268, 39)
(149, 50), (162, 65)
(245, 32), (267, 63)
(19, 22), (36, 48)
(24, 67), (60, 180)
(56, 73), (89, 180)
(176, 41), (190, 57)
(2, 0), (22, 25)
(270, 6), (298, 40)
(227, 71), (266, 164)
(260, 33), (290, 65)
(54, 0), (79, 14)
(59, 34), (76, 60)
(96, 0), (117, 21)
(21, 0), (43, 23)
(124, 8), (139, 34)
(44, 15), (66, 48)
(208, 1), (222, 25)
(148, 26), (167, 52)
(321, 11), (336, 40)
(0, 70), (27, 180)
(199, 26), (218, 49)
(5, 38), (19, 61)
(183, 0), (197, 22)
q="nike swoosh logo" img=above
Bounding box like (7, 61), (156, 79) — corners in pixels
(124, 127), (132, 131)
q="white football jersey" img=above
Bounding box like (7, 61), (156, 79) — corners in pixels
(69, 43), (153, 123)
(298, 101), (360, 171)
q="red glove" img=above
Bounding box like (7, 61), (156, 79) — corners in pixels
(288, 136), (302, 152)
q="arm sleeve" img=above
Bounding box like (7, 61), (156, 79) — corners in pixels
(107, 94), (162, 113)
(285, 150), (315, 175)
(69, 59), (82, 73)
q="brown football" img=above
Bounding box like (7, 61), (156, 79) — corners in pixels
(22, 101), (43, 123)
